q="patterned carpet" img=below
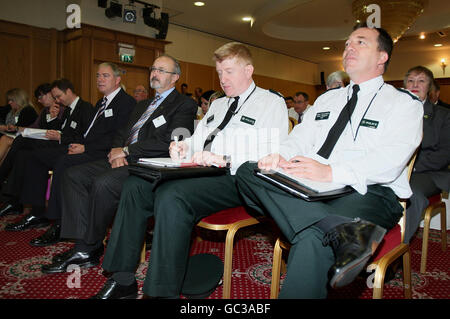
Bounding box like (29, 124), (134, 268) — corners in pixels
(0, 212), (448, 299)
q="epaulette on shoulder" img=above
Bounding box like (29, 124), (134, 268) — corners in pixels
(396, 88), (420, 101)
(269, 89), (283, 98)
(317, 86), (341, 98)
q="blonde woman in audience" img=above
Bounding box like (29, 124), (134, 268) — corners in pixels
(0, 88), (38, 164)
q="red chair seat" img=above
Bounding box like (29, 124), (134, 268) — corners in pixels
(428, 194), (441, 205)
(200, 206), (253, 225)
(372, 224), (401, 262)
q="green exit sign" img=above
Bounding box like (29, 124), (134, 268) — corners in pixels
(120, 54), (134, 63)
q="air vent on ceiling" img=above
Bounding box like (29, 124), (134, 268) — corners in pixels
(436, 30), (447, 37)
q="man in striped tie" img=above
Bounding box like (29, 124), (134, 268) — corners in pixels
(41, 55), (198, 274)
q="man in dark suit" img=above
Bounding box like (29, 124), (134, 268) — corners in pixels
(41, 54), (197, 274)
(403, 66), (450, 243)
(1, 79), (94, 223)
(16, 63), (135, 245)
(429, 79), (450, 109)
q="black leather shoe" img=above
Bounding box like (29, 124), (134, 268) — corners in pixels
(29, 223), (62, 247)
(52, 247), (75, 263)
(41, 245), (103, 274)
(5, 213), (50, 231)
(90, 278), (138, 299)
(0, 203), (21, 218)
(323, 218), (386, 289)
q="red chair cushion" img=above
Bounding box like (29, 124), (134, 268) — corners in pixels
(428, 194), (442, 206)
(200, 206), (254, 225)
(372, 224), (401, 262)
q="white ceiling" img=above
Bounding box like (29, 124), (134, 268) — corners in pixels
(160, 0), (450, 64)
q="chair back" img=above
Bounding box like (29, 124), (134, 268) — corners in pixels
(398, 150), (418, 242)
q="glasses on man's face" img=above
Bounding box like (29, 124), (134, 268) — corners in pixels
(150, 67), (177, 75)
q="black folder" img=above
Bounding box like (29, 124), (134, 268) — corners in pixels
(254, 168), (354, 201)
(129, 162), (229, 190)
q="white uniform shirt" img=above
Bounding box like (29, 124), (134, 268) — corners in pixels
(184, 82), (289, 174)
(280, 76), (423, 197)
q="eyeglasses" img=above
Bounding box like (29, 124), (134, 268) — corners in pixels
(150, 67), (177, 75)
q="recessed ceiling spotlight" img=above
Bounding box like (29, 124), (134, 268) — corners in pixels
(419, 33), (425, 39)
(242, 16), (252, 22)
(322, 46), (331, 50)
(194, 2), (205, 6)
(434, 43), (443, 47)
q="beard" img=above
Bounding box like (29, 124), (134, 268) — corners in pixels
(150, 76), (161, 89)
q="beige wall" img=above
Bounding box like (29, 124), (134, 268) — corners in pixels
(164, 24), (320, 86)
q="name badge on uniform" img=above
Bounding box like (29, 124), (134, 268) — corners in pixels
(153, 115), (166, 128)
(46, 114), (52, 122)
(360, 119), (379, 129)
(70, 121), (77, 129)
(315, 112), (330, 120)
(240, 115), (256, 125)
(104, 109), (113, 118)
(206, 115), (214, 124)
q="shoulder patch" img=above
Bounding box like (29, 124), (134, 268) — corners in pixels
(269, 89), (283, 98)
(396, 88), (420, 101)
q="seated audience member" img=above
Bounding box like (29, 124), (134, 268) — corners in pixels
(1, 88), (38, 133)
(403, 65), (450, 243)
(89, 42), (289, 299)
(29, 83), (66, 130)
(197, 89), (215, 119)
(290, 91), (311, 123)
(428, 79), (450, 109)
(326, 70), (350, 89)
(40, 54), (197, 274)
(0, 79), (94, 220)
(12, 63), (135, 245)
(235, 25), (422, 298)
(285, 96), (294, 109)
(194, 87), (203, 105)
(133, 85), (148, 102)
(0, 88), (39, 164)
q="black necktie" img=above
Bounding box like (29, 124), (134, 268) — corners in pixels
(317, 84), (360, 159)
(203, 96), (240, 151)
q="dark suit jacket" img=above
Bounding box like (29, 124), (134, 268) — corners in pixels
(84, 88), (135, 158)
(414, 99), (450, 191)
(60, 98), (95, 146)
(112, 88), (197, 161)
(15, 105), (38, 127)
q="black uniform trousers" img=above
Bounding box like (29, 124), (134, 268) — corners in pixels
(234, 162), (403, 298)
(60, 159), (131, 244)
(101, 173), (242, 297)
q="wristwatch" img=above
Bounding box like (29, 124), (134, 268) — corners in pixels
(122, 146), (129, 156)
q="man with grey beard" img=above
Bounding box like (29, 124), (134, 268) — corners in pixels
(41, 55), (197, 274)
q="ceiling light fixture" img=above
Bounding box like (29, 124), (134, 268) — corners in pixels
(194, 2), (205, 6)
(242, 16), (252, 22)
(434, 44), (443, 47)
(322, 46), (331, 50)
(419, 33), (425, 39)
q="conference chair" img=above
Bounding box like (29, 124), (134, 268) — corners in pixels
(196, 206), (262, 299)
(420, 192), (447, 273)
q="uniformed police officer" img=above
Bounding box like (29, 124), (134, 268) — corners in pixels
(235, 25), (424, 298)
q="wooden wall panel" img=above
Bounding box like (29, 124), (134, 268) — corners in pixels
(0, 32), (30, 102)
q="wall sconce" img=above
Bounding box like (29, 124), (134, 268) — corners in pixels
(441, 58), (447, 75)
